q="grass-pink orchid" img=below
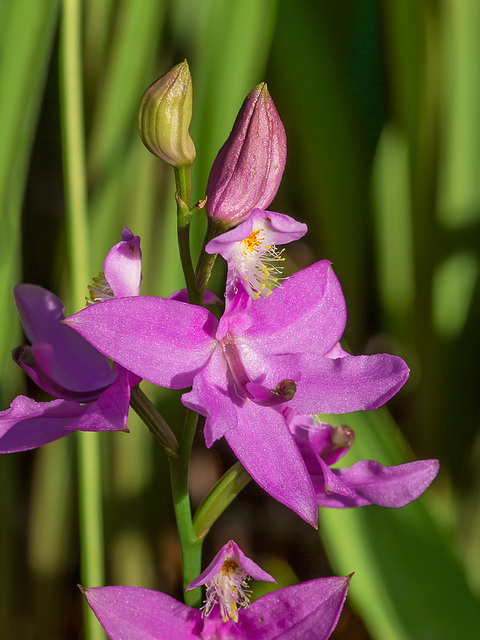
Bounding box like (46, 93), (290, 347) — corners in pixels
(81, 539), (350, 639)
(64, 257), (408, 525)
(205, 208), (307, 301)
(0, 229), (141, 453)
(284, 407), (439, 508)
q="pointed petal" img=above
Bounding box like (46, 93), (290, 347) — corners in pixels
(225, 403), (318, 526)
(314, 459), (440, 508)
(181, 346), (238, 447)
(290, 353), (409, 414)
(0, 396), (86, 452)
(228, 261), (346, 356)
(70, 365), (134, 432)
(65, 297), (218, 388)
(82, 586), (200, 640)
(103, 228), (142, 297)
(206, 209), (307, 257)
(294, 437), (356, 499)
(14, 284), (116, 397)
(238, 575), (351, 639)
(187, 540), (275, 591)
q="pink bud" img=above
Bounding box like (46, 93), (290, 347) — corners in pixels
(206, 83), (286, 227)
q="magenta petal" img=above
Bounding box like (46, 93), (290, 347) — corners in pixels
(234, 261), (346, 356)
(103, 228), (142, 297)
(64, 297), (218, 388)
(238, 575), (351, 640)
(206, 209), (307, 256)
(294, 437), (356, 499)
(69, 365), (134, 433)
(225, 403), (318, 526)
(314, 459), (440, 508)
(0, 396), (87, 452)
(14, 285), (116, 398)
(82, 586), (201, 640)
(290, 353), (409, 414)
(181, 347), (238, 447)
(187, 540), (275, 591)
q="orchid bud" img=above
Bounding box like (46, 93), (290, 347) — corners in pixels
(138, 60), (196, 167)
(206, 83), (286, 227)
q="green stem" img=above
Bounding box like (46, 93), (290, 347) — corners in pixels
(130, 386), (179, 456)
(193, 462), (251, 539)
(60, 2), (105, 639)
(169, 408), (203, 606)
(175, 165), (202, 305)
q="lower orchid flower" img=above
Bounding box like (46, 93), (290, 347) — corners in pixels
(81, 540), (351, 640)
(284, 407), (439, 508)
(0, 228), (142, 453)
(64, 256), (409, 525)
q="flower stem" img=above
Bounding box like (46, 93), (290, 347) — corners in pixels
(193, 462), (251, 539)
(175, 165), (202, 305)
(60, 1), (105, 639)
(169, 407), (203, 606)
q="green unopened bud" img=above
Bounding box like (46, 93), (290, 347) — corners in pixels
(138, 60), (196, 167)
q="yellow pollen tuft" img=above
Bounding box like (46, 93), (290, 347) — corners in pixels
(241, 229), (266, 255)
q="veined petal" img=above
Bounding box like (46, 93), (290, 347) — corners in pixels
(82, 586), (200, 640)
(187, 540), (275, 591)
(103, 228), (142, 297)
(237, 576), (351, 640)
(82, 576), (350, 640)
(0, 396), (86, 453)
(14, 284), (116, 396)
(181, 347), (239, 447)
(207, 209), (307, 301)
(206, 209), (307, 257)
(294, 437), (356, 498)
(69, 365), (135, 433)
(289, 353), (409, 414)
(225, 403), (318, 526)
(226, 261), (346, 356)
(64, 297), (218, 389)
(314, 459), (440, 508)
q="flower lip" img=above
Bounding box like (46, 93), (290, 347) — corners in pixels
(186, 540), (276, 623)
(206, 209), (307, 301)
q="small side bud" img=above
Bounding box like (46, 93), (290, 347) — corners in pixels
(272, 379), (297, 401)
(138, 60), (196, 167)
(206, 83), (287, 227)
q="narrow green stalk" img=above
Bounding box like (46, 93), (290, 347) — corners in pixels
(60, 1), (105, 639)
(175, 165), (201, 304)
(130, 386), (179, 456)
(193, 462), (251, 539)
(169, 408), (203, 607)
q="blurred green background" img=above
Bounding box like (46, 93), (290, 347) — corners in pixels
(1, 0), (480, 638)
